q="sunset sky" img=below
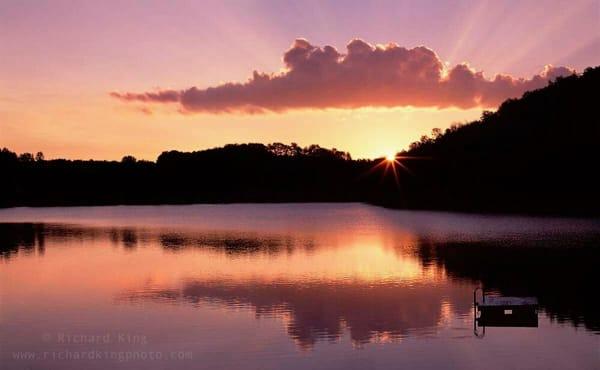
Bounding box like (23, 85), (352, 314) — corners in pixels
(1, 0), (598, 160)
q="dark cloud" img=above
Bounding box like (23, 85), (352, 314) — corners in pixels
(109, 89), (179, 103)
(110, 38), (575, 113)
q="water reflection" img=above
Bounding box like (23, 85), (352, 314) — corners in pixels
(158, 232), (307, 254)
(418, 240), (600, 332)
(0, 223), (46, 258)
(2, 220), (599, 343)
(119, 280), (473, 349)
(2, 205), (600, 370)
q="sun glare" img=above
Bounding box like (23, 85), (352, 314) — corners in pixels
(386, 152), (396, 162)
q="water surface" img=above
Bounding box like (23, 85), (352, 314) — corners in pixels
(1, 204), (598, 369)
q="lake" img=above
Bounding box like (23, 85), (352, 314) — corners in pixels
(0, 203), (599, 370)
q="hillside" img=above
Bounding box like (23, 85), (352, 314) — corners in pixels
(376, 66), (600, 214)
(1, 66), (598, 215)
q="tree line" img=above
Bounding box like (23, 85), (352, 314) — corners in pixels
(1, 66), (598, 215)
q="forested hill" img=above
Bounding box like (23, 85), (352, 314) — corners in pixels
(1, 66), (598, 215)
(389, 66), (600, 214)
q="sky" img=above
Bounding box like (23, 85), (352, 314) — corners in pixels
(1, 0), (598, 160)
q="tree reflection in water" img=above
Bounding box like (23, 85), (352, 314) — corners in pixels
(2, 222), (598, 348)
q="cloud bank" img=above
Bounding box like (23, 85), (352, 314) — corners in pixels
(111, 38), (574, 113)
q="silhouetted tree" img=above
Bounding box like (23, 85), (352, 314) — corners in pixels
(121, 155), (137, 164)
(18, 153), (34, 162)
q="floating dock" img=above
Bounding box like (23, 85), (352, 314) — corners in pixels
(474, 288), (539, 336)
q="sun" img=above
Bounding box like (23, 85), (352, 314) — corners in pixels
(385, 152), (397, 162)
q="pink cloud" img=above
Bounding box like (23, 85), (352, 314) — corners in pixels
(110, 38), (575, 113)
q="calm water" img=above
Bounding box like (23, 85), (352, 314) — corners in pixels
(0, 204), (599, 370)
